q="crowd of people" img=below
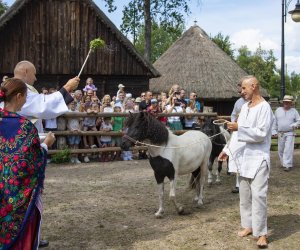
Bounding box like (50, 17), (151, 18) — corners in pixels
(40, 79), (203, 163)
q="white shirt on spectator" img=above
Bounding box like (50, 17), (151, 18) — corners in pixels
(273, 107), (300, 134)
(231, 97), (247, 122)
(44, 118), (57, 130)
(166, 105), (183, 123)
(100, 123), (113, 142)
(67, 111), (81, 130)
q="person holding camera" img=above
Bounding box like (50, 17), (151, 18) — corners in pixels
(165, 91), (185, 130)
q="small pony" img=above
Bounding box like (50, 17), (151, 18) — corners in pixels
(121, 112), (212, 218)
(201, 117), (230, 185)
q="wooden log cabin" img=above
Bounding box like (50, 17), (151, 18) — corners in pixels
(0, 0), (160, 97)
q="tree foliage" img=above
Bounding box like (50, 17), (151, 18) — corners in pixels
(211, 32), (235, 59)
(120, 0), (192, 60)
(0, 0), (8, 16)
(135, 22), (184, 62)
(236, 45), (278, 92)
(211, 33), (300, 98)
(120, 0), (191, 38)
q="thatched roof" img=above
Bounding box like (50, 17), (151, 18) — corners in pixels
(150, 25), (268, 99)
(0, 0), (160, 77)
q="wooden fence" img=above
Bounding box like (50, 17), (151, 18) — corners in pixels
(47, 112), (299, 155)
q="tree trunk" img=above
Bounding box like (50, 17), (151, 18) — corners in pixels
(144, 0), (151, 61)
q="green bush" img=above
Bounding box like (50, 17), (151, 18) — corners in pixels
(51, 147), (71, 164)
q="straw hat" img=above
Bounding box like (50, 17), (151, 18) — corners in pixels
(135, 97), (142, 103)
(282, 95), (294, 102)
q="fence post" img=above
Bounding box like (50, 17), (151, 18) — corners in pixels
(57, 117), (67, 149)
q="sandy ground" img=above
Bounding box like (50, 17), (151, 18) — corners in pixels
(41, 151), (300, 250)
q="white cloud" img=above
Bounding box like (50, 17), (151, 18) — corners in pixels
(231, 29), (279, 52)
(275, 56), (300, 74)
(285, 21), (300, 53)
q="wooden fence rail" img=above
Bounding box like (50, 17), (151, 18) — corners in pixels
(46, 113), (298, 155)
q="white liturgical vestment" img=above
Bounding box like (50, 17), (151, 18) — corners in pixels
(18, 84), (68, 133)
(224, 101), (274, 179)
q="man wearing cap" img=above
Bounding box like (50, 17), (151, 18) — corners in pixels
(273, 95), (300, 171)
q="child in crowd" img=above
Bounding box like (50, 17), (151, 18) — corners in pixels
(116, 83), (125, 101)
(91, 95), (100, 106)
(83, 77), (97, 95)
(101, 94), (114, 113)
(82, 95), (92, 110)
(147, 98), (161, 117)
(82, 102), (101, 162)
(111, 103), (125, 160)
(184, 100), (197, 129)
(99, 117), (113, 162)
(67, 101), (82, 164)
(134, 97), (142, 112)
(123, 100), (134, 161)
(124, 99), (135, 113)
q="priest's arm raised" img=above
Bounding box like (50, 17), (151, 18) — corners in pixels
(19, 77), (79, 120)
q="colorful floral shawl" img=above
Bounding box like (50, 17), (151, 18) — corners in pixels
(0, 109), (47, 249)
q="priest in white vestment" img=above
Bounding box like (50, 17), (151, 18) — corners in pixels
(13, 61), (79, 133)
(219, 76), (273, 248)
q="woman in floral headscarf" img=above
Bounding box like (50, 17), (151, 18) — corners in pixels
(0, 78), (55, 250)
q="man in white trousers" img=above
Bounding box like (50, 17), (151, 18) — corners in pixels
(273, 95), (300, 171)
(219, 76), (273, 248)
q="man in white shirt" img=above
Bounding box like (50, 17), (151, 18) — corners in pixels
(273, 95), (300, 171)
(219, 76), (273, 248)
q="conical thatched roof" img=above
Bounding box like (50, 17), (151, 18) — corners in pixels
(150, 25), (268, 99)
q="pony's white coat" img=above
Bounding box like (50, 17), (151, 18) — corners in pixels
(147, 129), (212, 217)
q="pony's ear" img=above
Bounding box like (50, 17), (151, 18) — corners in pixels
(129, 111), (133, 118)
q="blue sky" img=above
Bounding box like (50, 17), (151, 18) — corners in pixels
(5, 0), (300, 73)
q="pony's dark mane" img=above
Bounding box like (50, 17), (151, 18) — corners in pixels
(126, 112), (169, 144)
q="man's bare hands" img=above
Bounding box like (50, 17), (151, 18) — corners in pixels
(218, 151), (228, 162)
(44, 132), (56, 148)
(227, 122), (238, 131)
(64, 77), (80, 92)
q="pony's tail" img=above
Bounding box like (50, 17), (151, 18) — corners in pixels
(189, 170), (200, 190)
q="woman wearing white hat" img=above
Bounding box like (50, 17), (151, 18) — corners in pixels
(273, 95), (300, 171)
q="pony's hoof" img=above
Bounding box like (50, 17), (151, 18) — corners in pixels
(155, 211), (164, 218)
(197, 199), (204, 207)
(177, 206), (184, 215)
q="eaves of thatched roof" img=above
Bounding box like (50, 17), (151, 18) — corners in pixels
(150, 25), (268, 99)
(0, 0), (160, 78)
